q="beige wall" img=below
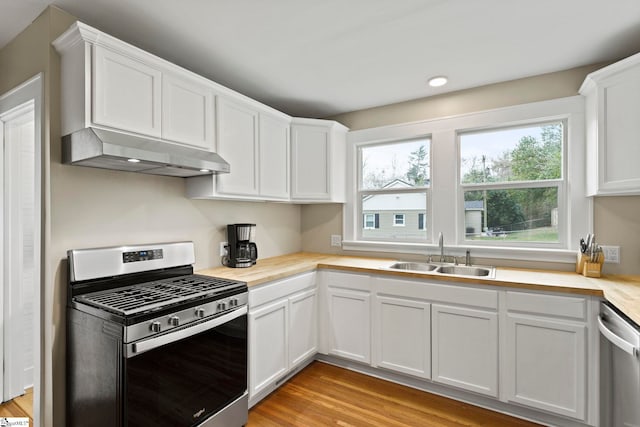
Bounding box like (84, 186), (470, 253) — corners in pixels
(305, 65), (640, 275)
(1, 7), (301, 426)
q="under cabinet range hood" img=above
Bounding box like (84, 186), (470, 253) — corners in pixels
(61, 128), (230, 177)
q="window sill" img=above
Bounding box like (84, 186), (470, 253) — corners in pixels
(341, 240), (578, 265)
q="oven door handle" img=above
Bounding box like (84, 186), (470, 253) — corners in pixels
(598, 314), (638, 357)
(125, 306), (247, 358)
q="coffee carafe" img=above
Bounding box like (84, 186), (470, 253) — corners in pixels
(225, 223), (258, 268)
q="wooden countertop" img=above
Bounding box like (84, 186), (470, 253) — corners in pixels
(197, 252), (640, 325)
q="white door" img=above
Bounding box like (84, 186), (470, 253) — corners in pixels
(259, 114), (289, 199)
(373, 296), (431, 379)
(92, 45), (162, 137)
(162, 73), (214, 149)
(216, 98), (259, 196)
(288, 288), (317, 368)
(505, 314), (587, 420)
(326, 287), (370, 363)
(431, 304), (498, 397)
(249, 299), (288, 399)
(291, 124), (330, 200)
(0, 99), (37, 402)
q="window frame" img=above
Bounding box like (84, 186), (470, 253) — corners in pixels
(343, 96), (590, 265)
(457, 120), (567, 248)
(355, 137), (432, 243)
(363, 213), (376, 230)
(393, 214), (406, 227)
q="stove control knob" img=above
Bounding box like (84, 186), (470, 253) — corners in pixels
(195, 307), (205, 318)
(169, 316), (180, 327)
(150, 321), (162, 333)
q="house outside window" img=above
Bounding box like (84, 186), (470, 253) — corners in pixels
(364, 213), (379, 229)
(358, 138), (430, 242)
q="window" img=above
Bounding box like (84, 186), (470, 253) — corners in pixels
(364, 213), (379, 229)
(345, 96), (588, 262)
(459, 122), (563, 243)
(358, 138), (430, 241)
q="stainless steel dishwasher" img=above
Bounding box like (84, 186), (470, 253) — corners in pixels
(599, 301), (640, 427)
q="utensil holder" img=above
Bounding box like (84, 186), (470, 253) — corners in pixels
(583, 261), (603, 278)
(576, 253), (589, 274)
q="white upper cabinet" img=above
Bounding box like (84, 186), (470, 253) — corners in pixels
(259, 113), (290, 199)
(216, 97), (259, 196)
(291, 118), (348, 202)
(162, 72), (215, 150)
(581, 52), (640, 196)
(93, 45), (162, 138)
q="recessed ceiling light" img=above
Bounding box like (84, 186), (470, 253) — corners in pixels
(428, 76), (448, 87)
(199, 169), (210, 173)
(127, 158), (141, 163)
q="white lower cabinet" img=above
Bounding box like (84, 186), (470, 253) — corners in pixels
(326, 287), (371, 363)
(288, 288), (318, 367)
(431, 304), (498, 397)
(373, 296), (431, 379)
(249, 299), (288, 399)
(505, 314), (587, 420)
(248, 272), (317, 406)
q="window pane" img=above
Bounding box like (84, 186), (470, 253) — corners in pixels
(460, 123), (562, 184)
(362, 193), (426, 240)
(464, 187), (558, 242)
(361, 139), (430, 190)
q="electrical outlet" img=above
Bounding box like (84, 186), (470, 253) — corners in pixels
(601, 245), (620, 264)
(219, 242), (228, 257)
(330, 235), (342, 247)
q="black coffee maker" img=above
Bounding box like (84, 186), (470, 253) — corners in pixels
(225, 223), (258, 268)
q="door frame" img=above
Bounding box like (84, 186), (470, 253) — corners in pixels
(0, 73), (43, 425)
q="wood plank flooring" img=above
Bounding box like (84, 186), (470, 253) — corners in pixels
(0, 387), (33, 425)
(248, 362), (542, 427)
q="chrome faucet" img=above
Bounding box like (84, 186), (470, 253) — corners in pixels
(438, 232), (445, 263)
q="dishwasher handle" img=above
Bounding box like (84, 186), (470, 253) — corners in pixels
(598, 315), (639, 357)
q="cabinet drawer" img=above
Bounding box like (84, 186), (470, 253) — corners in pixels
(324, 271), (370, 292)
(374, 276), (498, 310)
(506, 291), (587, 321)
(249, 272), (316, 308)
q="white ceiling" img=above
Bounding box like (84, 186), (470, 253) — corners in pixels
(2, 0), (640, 117)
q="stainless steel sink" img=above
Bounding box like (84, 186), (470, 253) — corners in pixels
(385, 261), (495, 279)
(387, 262), (438, 272)
(436, 265), (495, 278)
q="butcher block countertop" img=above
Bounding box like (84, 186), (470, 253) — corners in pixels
(197, 252), (640, 324)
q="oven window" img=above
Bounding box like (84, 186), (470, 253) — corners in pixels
(125, 314), (247, 426)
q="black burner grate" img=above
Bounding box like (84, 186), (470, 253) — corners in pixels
(75, 275), (242, 316)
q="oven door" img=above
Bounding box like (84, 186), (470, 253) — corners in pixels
(123, 307), (247, 426)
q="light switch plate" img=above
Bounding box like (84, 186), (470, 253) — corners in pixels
(331, 235), (342, 247)
(220, 242), (228, 257)
(601, 245), (620, 264)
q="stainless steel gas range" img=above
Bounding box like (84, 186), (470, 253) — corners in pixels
(66, 241), (248, 427)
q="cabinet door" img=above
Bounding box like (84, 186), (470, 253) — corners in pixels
(216, 98), (259, 195)
(291, 125), (330, 200)
(288, 288), (317, 368)
(249, 299), (288, 399)
(596, 67), (640, 194)
(505, 314), (587, 420)
(431, 305), (498, 397)
(162, 73), (214, 149)
(326, 287), (370, 363)
(373, 296), (430, 379)
(259, 114), (289, 199)
(92, 45), (161, 137)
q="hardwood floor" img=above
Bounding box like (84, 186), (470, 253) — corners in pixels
(0, 387), (33, 425)
(248, 362), (542, 427)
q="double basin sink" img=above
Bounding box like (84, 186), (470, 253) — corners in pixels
(385, 262), (496, 279)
